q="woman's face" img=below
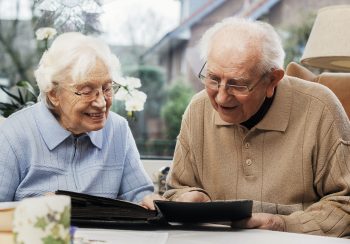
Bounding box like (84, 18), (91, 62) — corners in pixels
(53, 79), (113, 135)
(48, 60), (114, 135)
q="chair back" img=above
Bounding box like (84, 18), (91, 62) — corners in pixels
(286, 62), (350, 118)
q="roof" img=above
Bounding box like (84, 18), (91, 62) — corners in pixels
(141, 0), (227, 60)
(238, 0), (281, 19)
(142, 0), (281, 60)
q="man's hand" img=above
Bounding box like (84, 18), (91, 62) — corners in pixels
(231, 213), (285, 231)
(175, 191), (211, 202)
(139, 193), (166, 210)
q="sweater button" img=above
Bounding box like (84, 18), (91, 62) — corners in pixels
(246, 159), (252, 166)
(245, 142), (250, 149)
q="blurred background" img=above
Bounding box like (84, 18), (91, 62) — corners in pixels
(1, 0), (349, 160)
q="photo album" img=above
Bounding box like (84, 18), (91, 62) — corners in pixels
(56, 190), (253, 228)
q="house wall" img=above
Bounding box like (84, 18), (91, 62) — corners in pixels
(157, 40), (185, 81)
(185, 0), (244, 90)
(180, 0), (209, 22)
(171, 41), (187, 84)
(180, 0), (350, 92)
(190, 0), (244, 43)
(266, 0), (350, 28)
(154, 0), (350, 92)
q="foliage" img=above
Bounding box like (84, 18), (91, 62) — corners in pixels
(124, 65), (166, 118)
(161, 78), (194, 140)
(0, 0), (103, 118)
(112, 65), (165, 141)
(112, 66), (175, 156)
(282, 13), (316, 66)
(0, 81), (38, 117)
(136, 139), (176, 157)
(0, 1), (40, 86)
(35, 0), (103, 34)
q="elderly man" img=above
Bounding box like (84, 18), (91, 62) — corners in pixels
(164, 17), (350, 237)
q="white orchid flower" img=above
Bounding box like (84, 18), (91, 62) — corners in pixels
(116, 77), (128, 87)
(35, 27), (57, 40)
(114, 87), (130, 100)
(114, 76), (147, 113)
(129, 90), (147, 103)
(124, 77), (141, 89)
(125, 98), (145, 112)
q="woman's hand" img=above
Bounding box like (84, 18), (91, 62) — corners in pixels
(139, 193), (166, 210)
(175, 191), (211, 202)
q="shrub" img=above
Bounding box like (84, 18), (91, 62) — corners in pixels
(161, 78), (194, 140)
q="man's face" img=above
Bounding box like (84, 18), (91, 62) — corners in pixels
(205, 33), (273, 124)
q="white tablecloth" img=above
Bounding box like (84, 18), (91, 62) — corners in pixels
(75, 226), (349, 244)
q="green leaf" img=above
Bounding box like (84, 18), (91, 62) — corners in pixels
(16, 80), (37, 97)
(0, 86), (22, 104)
(42, 236), (66, 244)
(51, 224), (60, 237)
(18, 88), (25, 104)
(0, 102), (18, 109)
(61, 206), (71, 228)
(0, 81), (38, 117)
(34, 216), (48, 230)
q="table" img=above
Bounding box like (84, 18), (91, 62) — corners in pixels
(74, 226), (350, 244)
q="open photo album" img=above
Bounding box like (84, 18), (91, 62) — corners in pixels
(56, 190), (253, 228)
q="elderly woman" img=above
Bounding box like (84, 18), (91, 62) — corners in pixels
(0, 32), (160, 208)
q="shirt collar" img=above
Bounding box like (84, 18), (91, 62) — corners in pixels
(34, 102), (103, 150)
(87, 130), (103, 149)
(214, 76), (292, 132)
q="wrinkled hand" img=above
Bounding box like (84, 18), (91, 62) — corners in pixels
(175, 191), (211, 202)
(231, 213), (285, 231)
(139, 193), (166, 210)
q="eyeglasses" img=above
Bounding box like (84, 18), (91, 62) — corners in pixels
(198, 62), (267, 96)
(60, 81), (121, 102)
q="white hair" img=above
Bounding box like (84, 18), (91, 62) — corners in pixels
(34, 32), (121, 108)
(199, 17), (285, 75)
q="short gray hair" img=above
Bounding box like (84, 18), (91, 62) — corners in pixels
(34, 32), (121, 108)
(199, 17), (285, 75)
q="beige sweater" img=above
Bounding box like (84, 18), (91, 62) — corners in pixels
(165, 76), (350, 237)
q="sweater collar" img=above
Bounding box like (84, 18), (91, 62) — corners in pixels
(34, 102), (103, 150)
(214, 76), (291, 132)
(256, 77), (291, 132)
(240, 92), (275, 130)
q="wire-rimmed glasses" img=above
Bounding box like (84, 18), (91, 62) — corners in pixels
(60, 81), (121, 102)
(198, 62), (267, 96)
